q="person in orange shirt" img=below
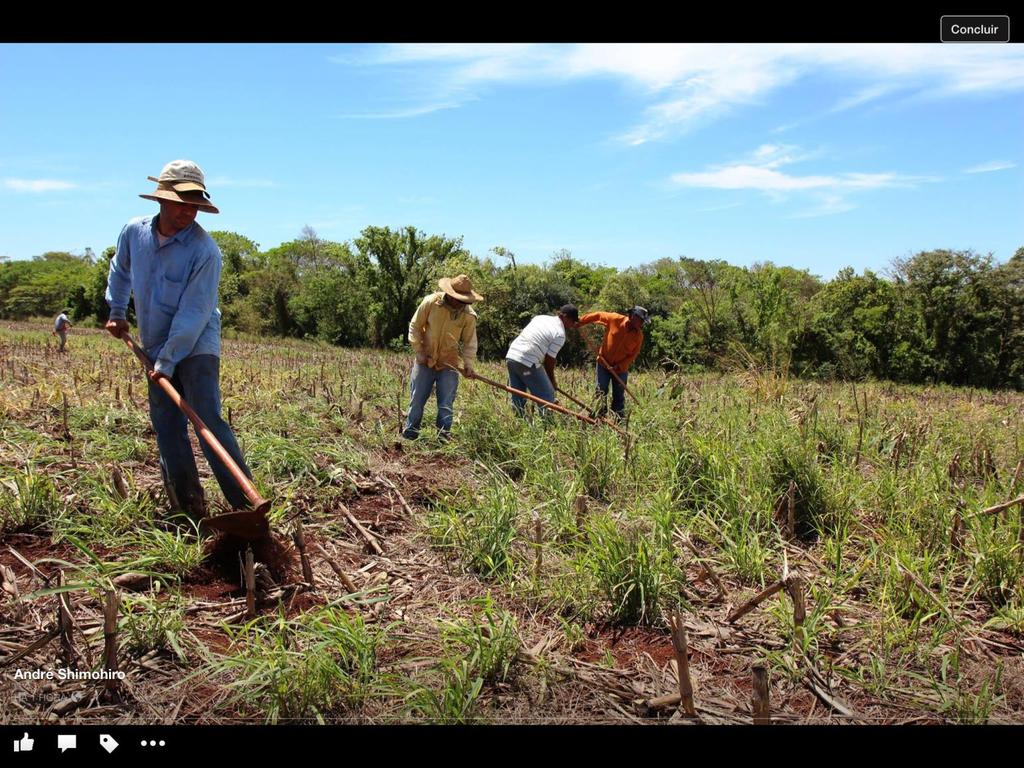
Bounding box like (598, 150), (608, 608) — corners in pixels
(577, 306), (649, 418)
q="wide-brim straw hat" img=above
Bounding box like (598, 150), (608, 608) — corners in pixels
(438, 274), (483, 303)
(139, 159), (219, 214)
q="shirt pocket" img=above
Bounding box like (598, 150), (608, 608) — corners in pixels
(156, 274), (185, 313)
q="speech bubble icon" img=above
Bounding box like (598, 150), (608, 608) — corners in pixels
(57, 734), (77, 752)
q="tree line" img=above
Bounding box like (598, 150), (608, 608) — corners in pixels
(2, 226), (1023, 389)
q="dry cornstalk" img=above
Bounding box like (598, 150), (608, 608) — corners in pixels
(0, 626), (61, 669)
(8, 546), (52, 585)
(342, 504), (384, 556)
(377, 474), (415, 516)
(787, 574), (806, 647)
(57, 571), (75, 664)
(292, 519), (315, 588)
(974, 493), (1024, 518)
(61, 391), (70, 438)
(1, 564), (18, 598)
(727, 579), (787, 624)
(312, 542), (359, 594)
(102, 590), (119, 699)
(244, 547), (256, 619)
(574, 494), (588, 532)
(110, 466), (129, 500)
(668, 609), (696, 716)
(752, 665), (770, 724)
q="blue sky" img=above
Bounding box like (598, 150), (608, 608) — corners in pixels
(1, 43), (1022, 278)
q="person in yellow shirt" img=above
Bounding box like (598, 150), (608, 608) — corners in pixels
(577, 306), (649, 418)
(403, 274), (482, 441)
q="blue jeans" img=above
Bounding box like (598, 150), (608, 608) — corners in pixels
(403, 362), (459, 439)
(596, 364), (628, 417)
(506, 359), (556, 417)
(147, 354), (253, 517)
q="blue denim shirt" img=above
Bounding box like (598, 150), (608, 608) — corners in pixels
(106, 215), (222, 377)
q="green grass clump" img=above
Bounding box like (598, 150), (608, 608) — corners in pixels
(0, 467), (63, 533)
(587, 516), (679, 626)
(122, 593), (188, 660)
(201, 606), (383, 723)
(439, 594), (520, 684)
(765, 432), (839, 541)
(429, 483), (519, 579)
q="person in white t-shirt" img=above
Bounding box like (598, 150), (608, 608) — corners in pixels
(505, 304), (579, 416)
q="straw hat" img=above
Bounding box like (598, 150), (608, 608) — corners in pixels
(438, 274), (483, 303)
(139, 159), (219, 214)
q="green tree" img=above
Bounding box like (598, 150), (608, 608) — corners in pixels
(356, 226), (468, 348)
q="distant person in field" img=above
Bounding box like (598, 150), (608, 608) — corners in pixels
(53, 309), (72, 352)
(505, 305), (579, 417)
(403, 274), (482, 441)
(577, 306), (649, 418)
(104, 159), (255, 523)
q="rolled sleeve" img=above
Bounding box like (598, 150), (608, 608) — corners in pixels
(546, 335), (565, 358)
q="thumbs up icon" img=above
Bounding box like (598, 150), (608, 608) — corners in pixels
(13, 732), (34, 752)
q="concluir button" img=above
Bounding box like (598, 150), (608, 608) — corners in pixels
(941, 16), (1010, 42)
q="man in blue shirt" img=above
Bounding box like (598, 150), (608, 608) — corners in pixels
(105, 160), (255, 523)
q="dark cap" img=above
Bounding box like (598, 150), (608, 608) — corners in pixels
(559, 304), (579, 322)
(629, 306), (651, 325)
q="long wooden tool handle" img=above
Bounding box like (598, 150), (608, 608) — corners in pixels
(578, 327), (640, 405)
(120, 333), (268, 512)
(555, 386), (629, 438)
(555, 385), (590, 412)
(449, 366), (599, 426)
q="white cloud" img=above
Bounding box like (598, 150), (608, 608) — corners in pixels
(964, 160), (1016, 174)
(341, 43), (1024, 140)
(828, 83), (903, 114)
(336, 102), (463, 120)
(3, 178), (77, 193)
(672, 165), (836, 191)
(670, 142), (938, 216)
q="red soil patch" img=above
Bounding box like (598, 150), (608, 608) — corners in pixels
(577, 625), (675, 667)
(0, 533), (114, 576)
(281, 589), (326, 618)
(189, 625), (236, 655)
(181, 566), (240, 600)
(344, 492), (405, 534)
(201, 532), (297, 586)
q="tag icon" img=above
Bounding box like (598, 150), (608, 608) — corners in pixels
(99, 734), (119, 754)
